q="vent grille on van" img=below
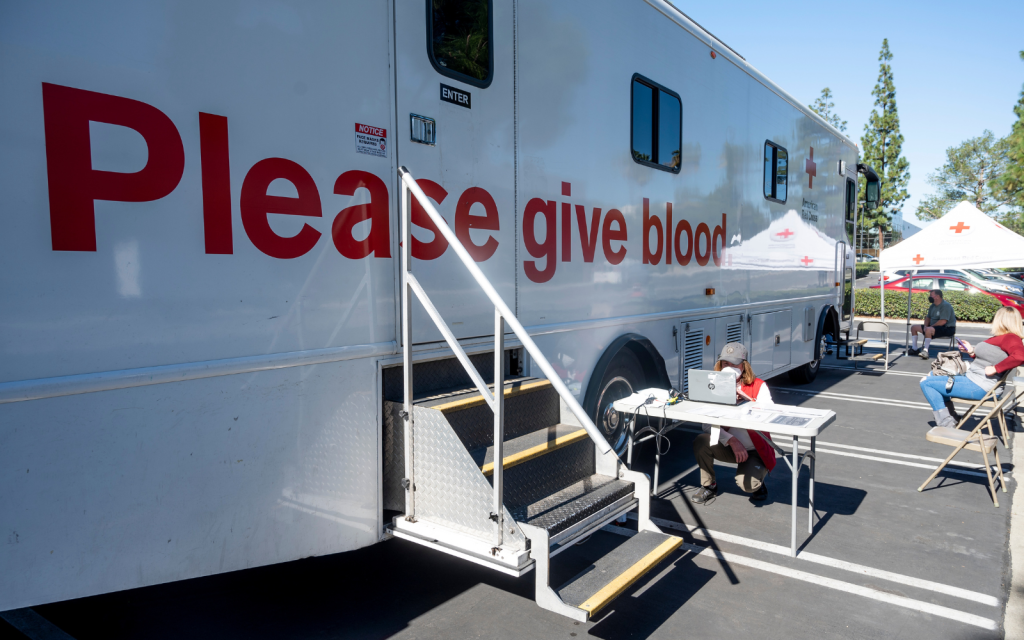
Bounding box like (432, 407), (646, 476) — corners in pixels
(727, 322), (742, 345)
(683, 330), (705, 394)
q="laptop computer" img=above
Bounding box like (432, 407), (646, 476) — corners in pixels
(687, 369), (740, 405)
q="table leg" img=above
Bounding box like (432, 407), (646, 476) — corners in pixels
(808, 436), (815, 534)
(653, 432), (661, 498)
(626, 417), (634, 469)
(791, 435), (799, 557)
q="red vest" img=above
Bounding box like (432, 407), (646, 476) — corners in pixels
(739, 378), (777, 472)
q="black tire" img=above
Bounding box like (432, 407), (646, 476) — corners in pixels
(788, 334), (827, 384)
(591, 349), (646, 454)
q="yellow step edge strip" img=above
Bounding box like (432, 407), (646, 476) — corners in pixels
(578, 536), (683, 617)
(481, 428), (588, 477)
(433, 379), (551, 413)
(871, 353), (886, 360)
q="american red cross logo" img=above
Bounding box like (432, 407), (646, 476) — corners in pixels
(777, 228), (794, 239)
(949, 222), (970, 234)
(913, 254), (924, 264)
(805, 147), (817, 189)
(801, 256), (814, 266)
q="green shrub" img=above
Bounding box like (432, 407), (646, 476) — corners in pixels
(855, 262), (879, 279)
(854, 288), (1003, 322)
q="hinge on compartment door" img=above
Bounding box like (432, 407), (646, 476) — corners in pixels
(673, 326), (678, 352)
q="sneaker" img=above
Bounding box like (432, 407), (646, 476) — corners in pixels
(691, 484), (718, 505)
(919, 350), (931, 360)
(907, 348), (920, 356)
(750, 485), (768, 502)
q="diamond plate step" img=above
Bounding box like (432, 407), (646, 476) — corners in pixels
(556, 530), (682, 617)
(413, 377), (561, 451)
(469, 423), (588, 475)
(510, 474), (634, 536)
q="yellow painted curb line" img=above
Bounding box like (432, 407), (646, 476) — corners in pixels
(578, 536), (683, 617)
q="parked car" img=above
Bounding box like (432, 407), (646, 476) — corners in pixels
(871, 274), (1024, 314)
(881, 268), (1024, 296)
(856, 253), (876, 263)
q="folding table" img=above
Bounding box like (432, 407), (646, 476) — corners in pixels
(613, 388), (836, 556)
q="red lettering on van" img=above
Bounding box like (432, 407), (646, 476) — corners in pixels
(42, 83), (185, 251)
(410, 179), (449, 260)
(523, 198), (556, 283)
(455, 187), (500, 262)
(199, 113), (233, 254)
(240, 158), (322, 259)
(332, 170), (391, 259)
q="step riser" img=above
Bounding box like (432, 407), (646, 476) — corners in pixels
(444, 387), (560, 451)
(498, 439), (596, 510)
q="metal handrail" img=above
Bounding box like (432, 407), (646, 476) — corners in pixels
(398, 167), (612, 544)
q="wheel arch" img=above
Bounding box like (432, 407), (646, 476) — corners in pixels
(818, 304), (840, 360)
(582, 333), (671, 418)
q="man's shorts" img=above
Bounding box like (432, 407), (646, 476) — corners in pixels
(931, 325), (956, 338)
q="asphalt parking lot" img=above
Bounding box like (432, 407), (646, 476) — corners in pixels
(2, 326), (1019, 640)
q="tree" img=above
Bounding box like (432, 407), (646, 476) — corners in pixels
(993, 51), (1024, 215)
(915, 131), (1013, 221)
(859, 39), (911, 251)
(809, 88), (847, 132)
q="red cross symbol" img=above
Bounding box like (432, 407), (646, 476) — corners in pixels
(801, 256), (814, 266)
(777, 228), (794, 239)
(913, 254), (924, 264)
(949, 221), (970, 234)
(805, 147), (817, 189)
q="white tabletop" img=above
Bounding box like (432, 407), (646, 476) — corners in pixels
(612, 388), (835, 438)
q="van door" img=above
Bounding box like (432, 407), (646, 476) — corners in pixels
(394, 0), (515, 342)
(680, 319), (716, 395)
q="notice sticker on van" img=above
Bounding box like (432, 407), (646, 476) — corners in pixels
(355, 123), (387, 157)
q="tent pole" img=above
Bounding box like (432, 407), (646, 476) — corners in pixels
(904, 270), (916, 356)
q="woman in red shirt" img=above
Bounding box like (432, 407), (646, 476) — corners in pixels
(691, 343), (777, 505)
(920, 306), (1024, 428)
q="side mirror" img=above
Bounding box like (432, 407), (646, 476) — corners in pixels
(865, 179), (880, 210)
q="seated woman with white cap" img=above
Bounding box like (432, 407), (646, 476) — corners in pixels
(691, 342), (777, 505)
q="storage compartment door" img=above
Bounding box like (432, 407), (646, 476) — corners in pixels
(773, 309), (792, 369)
(750, 313), (774, 377)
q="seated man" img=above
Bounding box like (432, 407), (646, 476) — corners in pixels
(909, 289), (956, 359)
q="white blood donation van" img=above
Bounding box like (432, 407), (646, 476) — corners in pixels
(0, 0), (878, 615)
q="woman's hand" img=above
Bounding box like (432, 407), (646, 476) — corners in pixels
(728, 438), (748, 463)
(958, 339), (972, 354)
(985, 365), (998, 377)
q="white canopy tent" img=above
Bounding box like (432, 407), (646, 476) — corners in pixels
(878, 201), (1024, 352)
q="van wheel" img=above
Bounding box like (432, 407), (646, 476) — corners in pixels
(788, 336), (826, 384)
(592, 350), (645, 455)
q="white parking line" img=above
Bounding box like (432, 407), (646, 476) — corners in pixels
(774, 387), (979, 412)
(776, 444), (1012, 481)
(637, 515), (1001, 607)
(815, 441), (1013, 472)
(605, 520), (997, 629)
(822, 365), (927, 378)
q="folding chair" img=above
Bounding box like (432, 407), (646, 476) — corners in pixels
(957, 371), (1016, 448)
(851, 320), (890, 371)
(917, 377), (1013, 507)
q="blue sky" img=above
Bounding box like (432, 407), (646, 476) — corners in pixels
(681, 0), (1024, 227)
